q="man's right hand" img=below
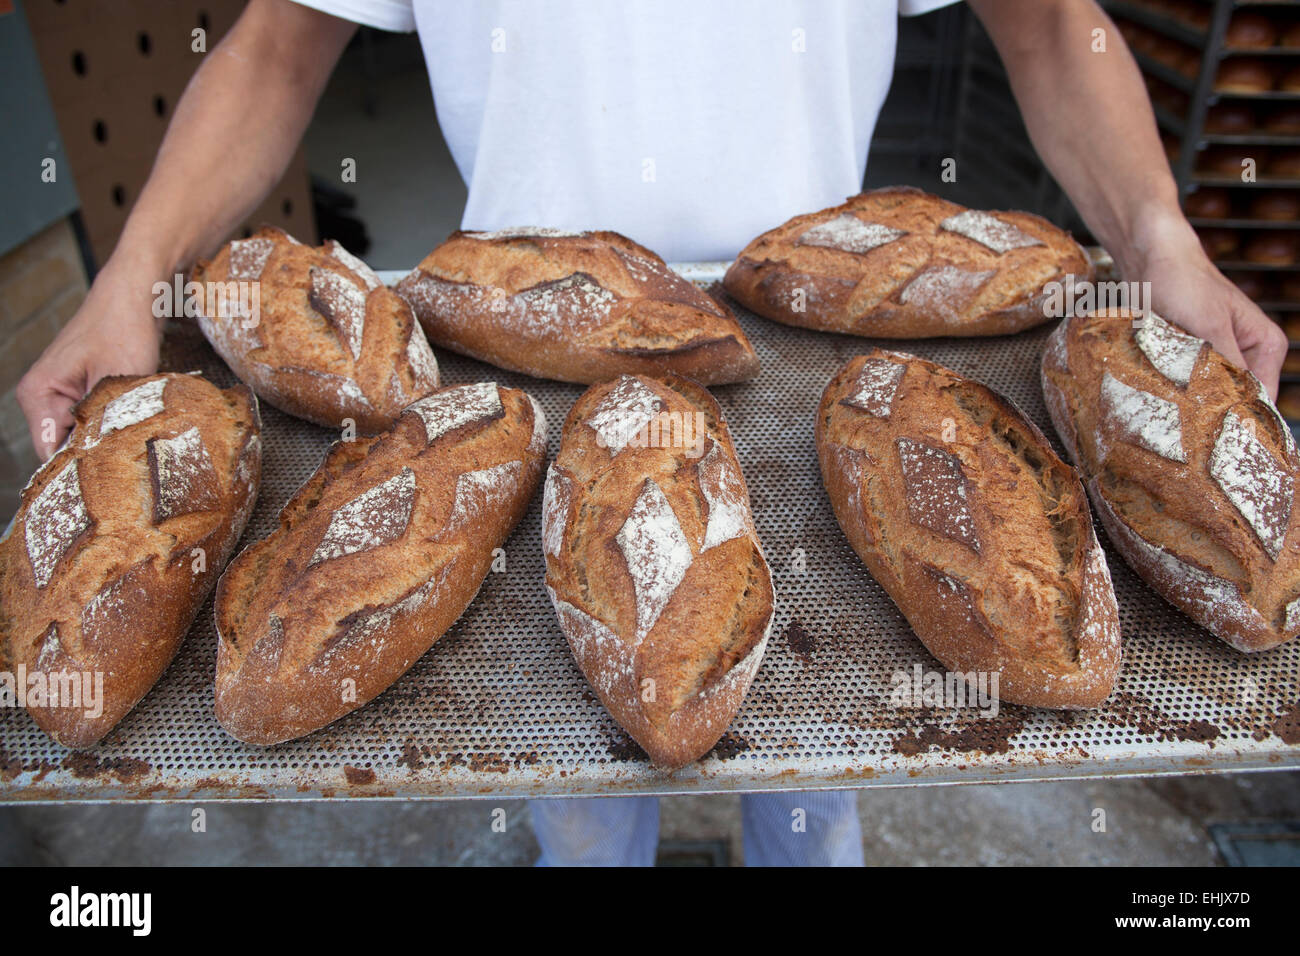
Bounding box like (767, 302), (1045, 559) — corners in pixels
(17, 260), (163, 460)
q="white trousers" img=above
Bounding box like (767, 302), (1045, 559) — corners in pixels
(528, 792), (864, 866)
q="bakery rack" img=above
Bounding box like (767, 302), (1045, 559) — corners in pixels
(0, 263), (1295, 803)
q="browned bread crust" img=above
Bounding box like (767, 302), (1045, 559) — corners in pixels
(817, 351), (1121, 709)
(394, 229), (759, 385)
(1042, 310), (1300, 652)
(0, 373), (261, 748)
(213, 381), (546, 745)
(724, 186), (1093, 338)
(194, 226), (440, 433)
(543, 374), (774, 768)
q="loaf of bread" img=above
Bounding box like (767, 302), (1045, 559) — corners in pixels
(723, 186), (1092, 338)
(395, 229), (759, 385)
(213, 381), (545, 744)
(194, 227), (440, 433)
(543, 374), (774, 768)
(0, 373), (261, 748)
(816, 351), (1121, 709)
(1042, 310), (1300, 652)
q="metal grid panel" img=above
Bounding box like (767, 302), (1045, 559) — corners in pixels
(1, 264), (1297, 802)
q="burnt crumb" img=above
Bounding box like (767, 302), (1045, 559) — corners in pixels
(397, 742), (425, 771)
(605, 733), (646, 763)
(61, 752), (151, 783)
(1272, 702), (1300, 744)
(891, 715), (1025, 757)
(782, 620), (816, 661)
(710, 732), (752, 760)
(1165, 720), (1220, 745)
(343, 765), (376, 785)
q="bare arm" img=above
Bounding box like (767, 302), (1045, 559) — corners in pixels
(968, 0), (1287, 396)
(17, 0), (357, 458)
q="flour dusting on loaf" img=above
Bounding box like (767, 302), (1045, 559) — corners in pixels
(98, 378), (167, 439)
(897, 437), (980, 552)
(229, 237), (274, 280)
(327, 240), (381, 290)
(1099, 372), (1187, 463)
(940, 210), (1044, 254)
(310, 467), (415, 565)
(797, 214), (905, 254)
(616, 478), (693, 643)
(446, 461), (522, 534)
(841, 356), (906, 417)
(24, 460), (91, 588)
(148, 426), (220, 523)
(541, 466), (573, 558)
(309, 267), (367, 360)
(1134, 312), (1204, 387)
(586, 375), (663, 456)
(698, 440), (749, 552)
(1210, 409), (1293, 560)
(898, 264), (995, 322)
(408, 382), (503, 445)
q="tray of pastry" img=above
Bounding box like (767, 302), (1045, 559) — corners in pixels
(1, 261), (1298, 802)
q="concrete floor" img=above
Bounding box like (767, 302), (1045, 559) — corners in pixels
(4, 29), (1297, 868)
(3, 772), (1295, 865)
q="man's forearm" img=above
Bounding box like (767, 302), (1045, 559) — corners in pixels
(109, 0), (356, 282)
(968, 0), (1190, 277)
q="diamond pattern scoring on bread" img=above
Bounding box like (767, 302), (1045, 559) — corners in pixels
(445, 461), (522, 535)
(796, 214), (906, 254)
(25, 460), (92, 588)
(1135, 312), (1204, 387)
(698, 440), (749, 552)
(147, 426), (221, 524)
(940, 210), (1045, 253)
(541, 465), (573, 558)
(840, 356), (907, 417)
(326, 240), (381, 291)
(616, 478), (693, 643)
(585, 375), (663, 456)
(228, 237), (275, 279)
(897, 437), (980, 552)
(308, 267), (367, 360)
(1099, 373), (1187, 463)
(310, 467), (416, 566)
(1210, 409), (1294, 560)
(898, 264), (996, 323)
(98, 378), (167, 439)
(407, 382), (503, 445)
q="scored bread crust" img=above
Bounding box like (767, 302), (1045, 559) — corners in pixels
(817, 351), (1121, 709)
(724, 186), (1093, 338)
(543, 373), (774, 769)
(1042, 310), (1300, 652)
(194, 226), (440, 432)
(213, 381), (546, 745)
(395, 229), (760, 385)
(0, 372), (261, 748)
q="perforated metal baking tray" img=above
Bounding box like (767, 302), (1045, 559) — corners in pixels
(1, 263), (1296, 802)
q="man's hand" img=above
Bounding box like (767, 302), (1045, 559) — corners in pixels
(1137, 237), (1287, 399)
(16, 258), (164, 459)
(969, 0), (1287, 394)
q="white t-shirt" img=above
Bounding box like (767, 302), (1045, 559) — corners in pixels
(291, 0), (958, 261)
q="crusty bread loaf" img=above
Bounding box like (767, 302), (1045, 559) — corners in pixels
(0, 373), (261, 748)
(817, 351), (1121, 709)
(543, 374), (774, 768)
(1042, 310), (1300, 652)
(395, 228), (759, 385)
(194, 226), (440, 432)
(723, 186), (1093, 338)
(214, 381), (546, 744)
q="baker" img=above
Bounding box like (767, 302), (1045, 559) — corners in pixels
(16, 0), (1286, 866)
